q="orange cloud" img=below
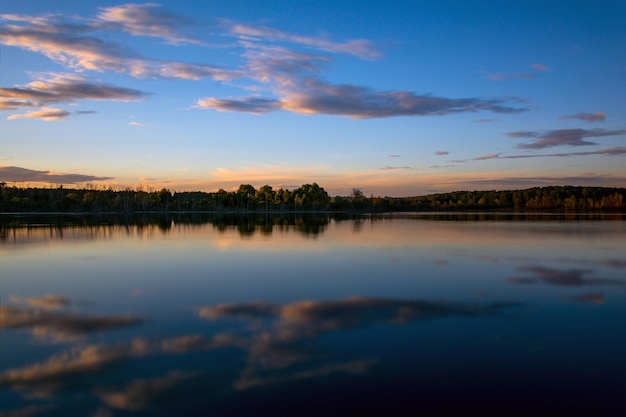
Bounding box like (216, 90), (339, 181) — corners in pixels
(7, 107), (70, 121)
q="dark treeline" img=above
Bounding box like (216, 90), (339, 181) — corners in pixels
(0, 181), (624, 213)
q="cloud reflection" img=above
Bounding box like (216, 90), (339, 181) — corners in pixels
(0, 405), (55, 417)
(9, 295), (71, 310)
(564, 293), (605, 305)
(1, 302), (145, 342)
(508, 266), (625, 287)
(96, 371), (201, 411)
(0, 334), (240, 395)
(198, 296), (521, 389)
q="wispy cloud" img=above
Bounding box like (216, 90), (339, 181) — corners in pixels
(0, 13), (237, 80)
(485, 63), (550, 81)
(200, 83), (528, 118)
(0, 166), (113, 184)
(531, 63), (550, 72)
(473, 153), (501, 160)
(197, 97), (282, 114)
(7, 107), (70, 121)
(485, 72), (536, 81)
(501, 147), (626, 158)
(452, 146), (626, 163)
(227, 22), (380, 59)
(506, 128), (626, 149)
(199, 22), (529, 118)
(1, 73), (148, 120)
(435, 150), (449, 156)
(379, 166), (412, 170)
(435, 173), (626, 190)
(1, 6), (530, 120)
(560, 112), (606, 123)
(96, 3), (200, 44)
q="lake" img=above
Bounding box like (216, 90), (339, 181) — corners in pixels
(1, 213), (625, 416)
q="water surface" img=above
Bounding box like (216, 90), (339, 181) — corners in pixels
(1, 214), (625, 416)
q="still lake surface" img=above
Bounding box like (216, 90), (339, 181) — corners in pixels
(1, 213), (625, 416)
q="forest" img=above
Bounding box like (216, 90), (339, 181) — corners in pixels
(0, 181), (624, 213)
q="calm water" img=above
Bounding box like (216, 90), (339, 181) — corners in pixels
(1, 213), (625, 416)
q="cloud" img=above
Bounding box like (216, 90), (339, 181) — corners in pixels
(485, 64), (549, 81)
(228, 23), (380, 59)
(560, 112), (606, 123)
(485, 72), (536, 81)
(508, 266), (625, 287)
(197, 97), (282, 114)
(198, 31), (528, 118)
(198, 82), (526, 119)
(0, 166), (113, 184)
(7, 107), (70, 121)
(0, 15), (237, 80)
(473, 153), (501, 160)
(379, 166), (412, 170)
(2, 7), (529, 120)
(1, 73), (148, 119)
(279, 81), (528, 118)
(503, 147), (626, 158)
(0, 21), (142, 72)
(129, 121), (143, 126)
(436, 173), (626, 189)
(474, 118), (499, 123)
(96, 3), (199, 44)
(531, 63), (550, 72)
(435, 150), (449, 156)
(452, 147), (626, 164)
(506, 128), (626, 149)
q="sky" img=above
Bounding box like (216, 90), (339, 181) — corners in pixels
(0, 0), (625, 196)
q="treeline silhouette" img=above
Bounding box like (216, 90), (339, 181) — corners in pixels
(0, 182), (624, 213)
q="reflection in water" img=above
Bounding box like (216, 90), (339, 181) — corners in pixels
(198, 297), (521, 390)
(0, 295), (520, 414)
(564, 292), (605, 304)
(0, 215), (624, 416)
(508, 265), (625, 287)
(1, 295), (144, 343)
(96, 370), (202, 411)
(0, 331), (243, 396)
(2, 211), (624, 245)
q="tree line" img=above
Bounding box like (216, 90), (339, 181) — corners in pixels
(0, 182), (624, 213)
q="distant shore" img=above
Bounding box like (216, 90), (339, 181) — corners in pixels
(1, 183), (624, 213)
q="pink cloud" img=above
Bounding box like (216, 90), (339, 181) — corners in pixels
(560, 112), (605, 123)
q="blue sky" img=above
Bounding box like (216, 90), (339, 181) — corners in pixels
(1, 0), (625, 196)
